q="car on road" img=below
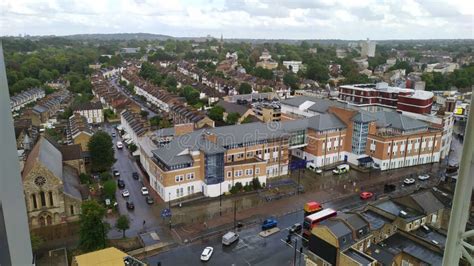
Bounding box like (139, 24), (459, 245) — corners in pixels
(146, 196), (154, 205)
(116, 141), (123, 149)
(360, 191), (374, 200)
(289, 223), (302, 234)
(113, 170), (120, 177)
(141, 187), (149, 195)
(332, 164), (350, 175)
(384, 184), (396, 193)
(117, 179), (125, 189)
(404, 178), (416, 185)
(112, 132), (116, 137)
(200, 247), (214, 261)
(418, 174), (430, 181)
(126, 201), (135, 210)
(132, 172), (139, 180)
(222, 231), (239, 246)
(122, 189), (130, 197)
(262, 218), (278, 231)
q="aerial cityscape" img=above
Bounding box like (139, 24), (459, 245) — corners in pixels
(0, 1), (473, 266)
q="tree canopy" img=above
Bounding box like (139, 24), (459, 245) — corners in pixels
(79, 200), (109, 252)
(238, 82), (252, 94)
(88, 131), (116, 172)
(116, 215), (130, 239)
(208, 105), (225, 122)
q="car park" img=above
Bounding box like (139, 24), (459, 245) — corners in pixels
(117, 179), (125, 189)
(262, 219), (278, 231)
(141, 187), (149, 195)
(222, 231), (239, 246)
(360, 191), (374, 200)
(418, 174), (430, 181)
(404, 178), (416, 185)
(126, 201), (135, 210)
(122, 189), (130, 197)
(132, 172), (139, 180)
(146, 196), (154, 204)
(289, 223), (302, 234)
(200, 247), (214, 261)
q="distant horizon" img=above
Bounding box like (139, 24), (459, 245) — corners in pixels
(2, 32), (474, 42)
(1, 0), (472, 40)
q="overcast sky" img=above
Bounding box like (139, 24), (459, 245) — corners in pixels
(1, 0), (473, 40)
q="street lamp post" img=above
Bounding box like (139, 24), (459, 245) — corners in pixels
(169, 192), (172, 229)
(219, 181), (222, 216)
(293, 238), (298, 266)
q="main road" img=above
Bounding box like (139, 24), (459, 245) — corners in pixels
(144, 178), (434, 266)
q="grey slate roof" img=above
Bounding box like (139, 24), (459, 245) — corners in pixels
(373, 200), (424, 222)
(343, 249), (375, 265)
(62, 164), (84, 200)
(216, 100), (250, 116)
(381, 233), (443, 265)
(360, 210), (392, 230)
(320, 219), (354, 250)
(410, 190), (445, 214)
(374, 111), (427, 131)
(352, 111), (377, 123)
(281, 96), (348, 114)
(38, 137), (63, 179)
(152, 120), (307, 167)
(154, 127), (175, 137)
(307, 113), (346, 131)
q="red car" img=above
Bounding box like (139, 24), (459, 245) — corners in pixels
(360, 191), (374, 200)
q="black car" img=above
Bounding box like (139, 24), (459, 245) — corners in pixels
(132, 172), (139, 180)
(289, 223), (302, 234)
(146, 196), (154, 205)
(126, 201), (135, 210)
(117, 179), (125, 189)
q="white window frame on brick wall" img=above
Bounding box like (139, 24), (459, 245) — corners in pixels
(186, 172), (194, 180)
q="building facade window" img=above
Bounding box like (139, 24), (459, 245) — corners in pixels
(70, 205), (74, 215)
(352, 122), (369, 155)
(40, 191), (46, 207)
(31, 194), (37, 209)
(48, 191), (54, 206)
(186, 172), (194, 180)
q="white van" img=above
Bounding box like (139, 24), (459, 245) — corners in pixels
(332, 164), (349, 175)
(222, 231), (239, 246)
(307, 163), (322, 174)
(116, 141), (123, 149)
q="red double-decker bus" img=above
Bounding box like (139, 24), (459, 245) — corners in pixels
(303, 208), (337, 238)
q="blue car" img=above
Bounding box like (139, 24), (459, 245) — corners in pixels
(262, 219), (278, 230)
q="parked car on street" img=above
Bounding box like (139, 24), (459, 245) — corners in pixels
(122, 189), (130, 197)
(126, 201), (135, 210)
(116, 141), (123, 149)
(112, 132), (116, 137)
(132, 172), (139, 180)
(418, 174), (430, 181)
(404, 178), (416, 185)
(117, 179), (125, 189)
(360, 191), (374, 200)
(289, 223), (302, 234)
(200, 247), (214, 261)
(384, 184), (396, 193)
(113, 170), (120, 177)
(141, 187), (149, 195)
(146, 196), (154, 205)
(222, 231), (239, 246)
(262, 219), (278, 231)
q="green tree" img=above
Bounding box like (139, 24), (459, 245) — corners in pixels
(140, 110), (149, 118)
(253, 67), (273, 80)
(116, 215), (130, 239)
(181, 85), (200, 105)
(149, 116), (161, 127)
(159, 119), (172, 129)
(38, 69), (53, 83)
(88, 131), (116, 172)
(208, 105), (225, 122)
(102, 179), (116, 199)
(306, 61), (329, 83)
(226, 112), (241, 125)
(283, 73), (299, 90)
(165, 76), (177, 88)
(238, 82), (252, 94)
(79, 200), (109, 252)
(30, 233), (43, 252)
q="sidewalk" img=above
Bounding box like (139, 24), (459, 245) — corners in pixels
(171, 163), (443, 242)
